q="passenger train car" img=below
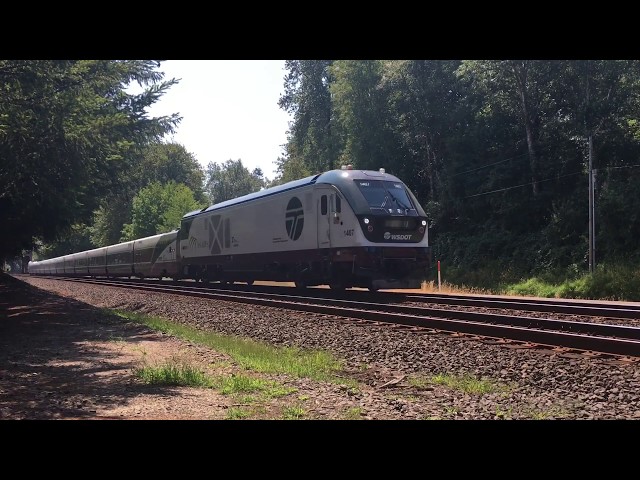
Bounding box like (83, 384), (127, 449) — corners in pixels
(29, 167), (432, 291)
(28, 230), (179, 280)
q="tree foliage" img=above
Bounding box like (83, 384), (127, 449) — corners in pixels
(204, 159), (265, 204)
(129, 142), (206, 203)
(9, 59), (640, 281)
(330, 60), (397, 171)
(278, 59), (640, 279)
(88, 142), (206, 247)
(0, 60), (180, 259)
(278, 60), (336, 174)
(36, 223), (94, 260)
(121, 181), (204, 241)
(270, 155), (312, 186)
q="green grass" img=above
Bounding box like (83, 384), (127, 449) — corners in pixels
(134, 357), (301, 419)
(111, 309), (344, 382)
(135, 361), (215, 387)
(343, 406), (365, 420)
(444, 406), (459, 415)
(435, 261), (640, 302)
(432, 373), (501, 395)
(213, 373), (296, 398)
(215, 374), (271, 394)
(505, 277), (559, 298)
(407, 376), (431, 389)
(226, 407), (252, 420)
(109, 309), (360, 420)
(505, 266), (640, 301)
(282, 406), (306, 419)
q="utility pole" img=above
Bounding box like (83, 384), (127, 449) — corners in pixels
(588, 135), (596, 273)
(585, 59), (595, 274)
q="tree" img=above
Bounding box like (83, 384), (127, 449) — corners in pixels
(559, 60), (640, 264)
(0, 60), (180, 258)
(330, 60), (397, 171)
(89, 198), (133, 247)
(130, 142), (206, 203)
(456, 60), (560, 197)
(35, 224), (94, 259)
(121, 181), (204, 241)
(279, 60), (336, 174)
(270, 155), (312, 186)
(88, 142), (206, 247)
(204, 159), (265, 204)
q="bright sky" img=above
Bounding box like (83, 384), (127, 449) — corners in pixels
(145, 60), (291, 180)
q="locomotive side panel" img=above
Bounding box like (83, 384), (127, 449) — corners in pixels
(180, 184), (319, 260)
(179, 184), (329, 282)
(321, 188), (367, 249)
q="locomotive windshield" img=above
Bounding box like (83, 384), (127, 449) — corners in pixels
(354, 180), (415, 212)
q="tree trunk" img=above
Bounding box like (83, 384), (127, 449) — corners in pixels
(511, 61), (539, 196)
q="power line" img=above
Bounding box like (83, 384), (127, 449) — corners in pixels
(447, 132), (640, 201)
(605, 164), (640, 170)
(464, 171), (584, 198)
(451, 152), (529, 177)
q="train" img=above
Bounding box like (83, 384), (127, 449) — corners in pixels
(28, 166), (432, 291)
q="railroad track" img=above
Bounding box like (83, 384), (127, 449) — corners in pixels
(27, 275), (640, 361)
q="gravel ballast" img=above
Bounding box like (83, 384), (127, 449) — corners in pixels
(6, 275), (640, 420)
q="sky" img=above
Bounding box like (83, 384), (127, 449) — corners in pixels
(145, 60), (291, 180)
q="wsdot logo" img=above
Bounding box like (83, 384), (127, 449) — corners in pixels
(286, 197), (304, 240)
(384, 232), (412, 241)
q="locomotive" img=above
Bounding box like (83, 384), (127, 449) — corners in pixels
(29, 166), (432, 291)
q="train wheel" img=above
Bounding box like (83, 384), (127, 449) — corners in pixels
(295, 279), (307, 289)
(329, 281), (346, 291)
(247, 280), (254, 285)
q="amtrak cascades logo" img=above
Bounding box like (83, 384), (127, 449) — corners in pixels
(285, 197), (304, 240)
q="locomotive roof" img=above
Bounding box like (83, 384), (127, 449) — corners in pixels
(183, 173), (321, 219)
(183, 169), (424, 219)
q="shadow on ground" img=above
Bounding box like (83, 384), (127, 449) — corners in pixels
(0, 273), (172, 419)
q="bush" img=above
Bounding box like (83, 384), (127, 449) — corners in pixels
(445, 262), (640, 301)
